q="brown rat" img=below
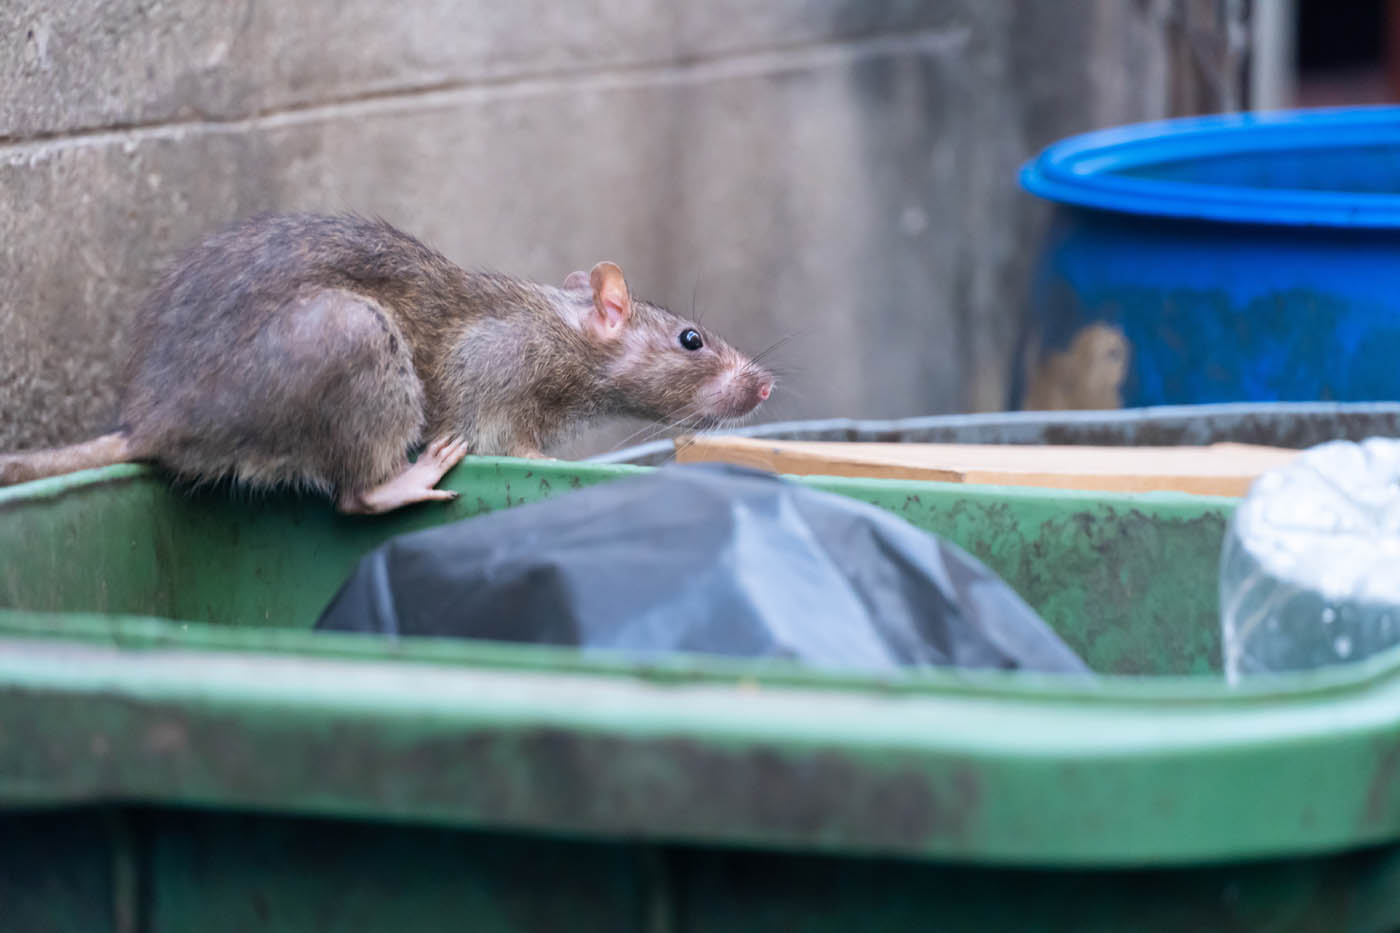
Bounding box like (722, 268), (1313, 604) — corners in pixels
(0, 212), (774, 513)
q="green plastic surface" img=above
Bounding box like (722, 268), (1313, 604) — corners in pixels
(3, 459), (1400, 931)
(0, 459), (1229, 675)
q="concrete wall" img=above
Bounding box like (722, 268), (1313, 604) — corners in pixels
(0, 0), (1245, 456)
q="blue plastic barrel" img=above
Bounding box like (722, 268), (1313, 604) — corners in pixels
(1015, 106), (1400, 409)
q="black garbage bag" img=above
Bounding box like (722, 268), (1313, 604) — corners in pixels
(315, 463), (1090, 674)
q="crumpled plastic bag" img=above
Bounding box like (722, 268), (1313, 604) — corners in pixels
(1221, 436), (1400, 679)
(315, 462), (1090, 675)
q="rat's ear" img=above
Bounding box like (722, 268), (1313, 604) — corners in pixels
(587, 261), (631, 338)
(563, 270), (589, 291)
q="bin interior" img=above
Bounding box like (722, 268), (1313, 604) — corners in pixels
(0, 457), (1233, 676)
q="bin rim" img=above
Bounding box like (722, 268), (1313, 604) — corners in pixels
(1020, 104), (1400, 229)
(8, 614), (1400, 867)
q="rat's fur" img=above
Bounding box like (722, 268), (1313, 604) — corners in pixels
(0, 213), (773, 509)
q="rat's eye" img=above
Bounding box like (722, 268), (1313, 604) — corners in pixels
(679, 328), (704, 351)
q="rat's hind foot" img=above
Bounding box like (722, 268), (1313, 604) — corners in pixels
(337, 435), (470, 515)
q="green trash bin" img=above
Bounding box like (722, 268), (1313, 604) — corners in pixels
(2, 403), (1400, 932)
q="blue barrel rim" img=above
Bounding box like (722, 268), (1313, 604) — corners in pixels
(1020, 105), (1400, 229)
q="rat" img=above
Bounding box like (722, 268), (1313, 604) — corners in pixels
(0, 212), (774, 514)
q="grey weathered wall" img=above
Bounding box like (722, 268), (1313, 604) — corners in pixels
(0, 0), (1245, 457)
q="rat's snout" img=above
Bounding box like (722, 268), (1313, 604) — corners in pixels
(692, 352), (774, 425)
(733, 370), (773, 416)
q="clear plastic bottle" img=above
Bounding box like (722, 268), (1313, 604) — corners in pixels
(1220, 437), (1400, 682)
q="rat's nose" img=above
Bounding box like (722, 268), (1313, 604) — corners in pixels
(757, 380), (772, 401)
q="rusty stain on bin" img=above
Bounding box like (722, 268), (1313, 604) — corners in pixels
(1365, 737), (1400, 827)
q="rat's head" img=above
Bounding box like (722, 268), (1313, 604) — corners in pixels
(564, 262), (773, 429)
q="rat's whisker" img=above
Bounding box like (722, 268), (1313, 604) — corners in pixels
(652, 406), (712, 444)
(614, 399), (712, 448)
(690, 278), (706, 326)
(663, 413), (714, 463)
(748, 333), (801, 367)
(613, 402), (710, 452)
(610, 418), (671, 451)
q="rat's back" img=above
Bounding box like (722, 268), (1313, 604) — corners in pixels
(126, 213), (449, 350)
(119, 213), (458, 413)
(115, 213), (448, 494)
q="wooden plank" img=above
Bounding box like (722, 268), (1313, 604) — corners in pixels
(673, 436), (1299, 496)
